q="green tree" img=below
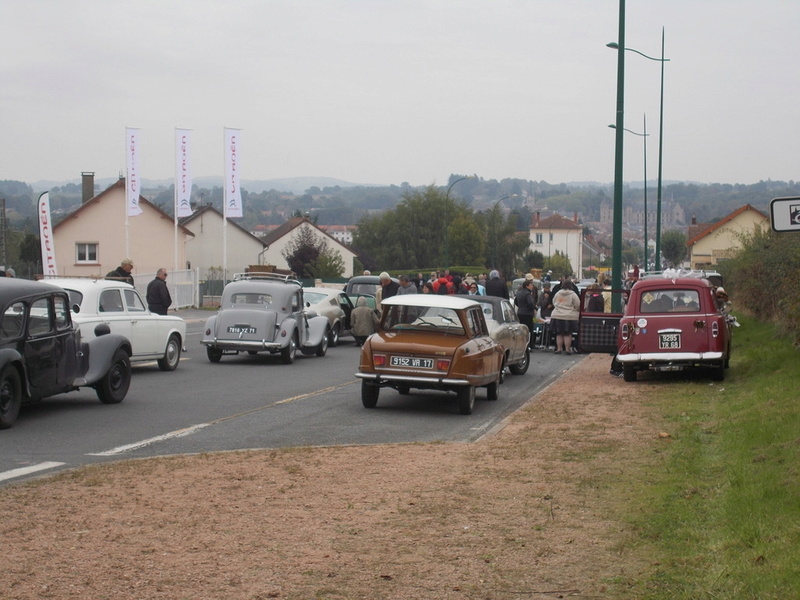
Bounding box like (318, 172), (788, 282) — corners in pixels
(281, 224), (344, 279)
(544, 250), (573, 278)
(661, 230), (687, 268)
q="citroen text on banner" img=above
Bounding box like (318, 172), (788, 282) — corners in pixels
(126, 127), (143, 216)
(224, 127), (242, 218)
(38, 192), (58, 278)
(175, 129), (193, 218)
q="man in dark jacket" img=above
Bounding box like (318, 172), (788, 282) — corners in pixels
(485, 269), (509, 299)
(146, 268), (172, 315)
(106, 258), (135, 286)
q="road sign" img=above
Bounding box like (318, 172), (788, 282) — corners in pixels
(770, 197), (800, 233)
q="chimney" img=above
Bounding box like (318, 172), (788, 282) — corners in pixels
(81, 172), (95, 204)
(691, 214), (697, 225)
(535, 211), (540, 226)
(573, 211), (578, 223)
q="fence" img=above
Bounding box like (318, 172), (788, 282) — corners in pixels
(132, 268), (199, 310)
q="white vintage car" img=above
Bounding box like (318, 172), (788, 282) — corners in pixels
(45, 278), (187, 371)
(201, 273), (329, 363)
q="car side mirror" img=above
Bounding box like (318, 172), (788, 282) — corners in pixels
(72, 304), (81, 314)
(94, 323), (111, 337)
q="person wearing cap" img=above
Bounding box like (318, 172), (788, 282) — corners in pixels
(106, 258), (135, 286)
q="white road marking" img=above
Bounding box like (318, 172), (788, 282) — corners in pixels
(88, 423), (211, 456)
(0, 461), (66, 483)
(87, 380), (358, 457)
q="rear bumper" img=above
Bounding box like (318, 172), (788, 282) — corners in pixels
(201, 339), (283, 352)
(617, 351), (724, 363)
(355, 372), (471, 387)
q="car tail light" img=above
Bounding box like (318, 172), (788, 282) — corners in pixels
(373, 354), (386, 367)
(621, 323), (630, 341)
(436, 359), (451, 371)
(711, 321), (719, 338)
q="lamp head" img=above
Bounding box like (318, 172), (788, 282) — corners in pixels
(606, 42), (620, 49)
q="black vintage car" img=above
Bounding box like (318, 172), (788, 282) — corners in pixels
(0, 279), (133, 429)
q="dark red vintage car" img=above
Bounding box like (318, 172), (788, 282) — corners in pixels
(616, 276), (733, 381)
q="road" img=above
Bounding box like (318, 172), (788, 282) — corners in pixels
(0, 309), (583, 486)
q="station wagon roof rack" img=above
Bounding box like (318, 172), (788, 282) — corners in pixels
(233, 272), (301, 285)
(641, 268), (722, 281)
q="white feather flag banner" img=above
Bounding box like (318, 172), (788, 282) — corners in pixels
(224, 127), (242, 218)
(125, 127), (143, 216)
(175, 129), (193, 218)
(38, 192), (58, 278)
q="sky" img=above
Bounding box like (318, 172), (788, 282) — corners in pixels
(2, 0), (799, 189)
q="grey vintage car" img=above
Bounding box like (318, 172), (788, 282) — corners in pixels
(0, 279), (133, 429)
(201, 273), (330, 363)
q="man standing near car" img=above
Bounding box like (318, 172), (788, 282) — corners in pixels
(146, 268), (172, 315)
(106, 258), (135, 286)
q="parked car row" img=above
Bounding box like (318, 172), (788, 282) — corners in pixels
(1, 272), (543, 428)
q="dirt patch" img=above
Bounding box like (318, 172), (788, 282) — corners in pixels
(3, 354), (658, 600)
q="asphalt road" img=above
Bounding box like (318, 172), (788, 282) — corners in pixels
(0, 309), (584, 486)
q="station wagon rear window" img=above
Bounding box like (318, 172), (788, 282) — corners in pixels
(384, 305), (465, 335)
(639, 289), (701, 313)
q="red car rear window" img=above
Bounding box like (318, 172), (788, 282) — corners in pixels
(638, 289), (700, 313)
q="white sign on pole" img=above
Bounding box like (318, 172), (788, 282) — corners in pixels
(769, 197), (800, 233)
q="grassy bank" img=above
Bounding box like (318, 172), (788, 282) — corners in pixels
(617, 315), (800, 598)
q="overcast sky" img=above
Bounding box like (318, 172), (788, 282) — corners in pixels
(3, 1), (798, 188)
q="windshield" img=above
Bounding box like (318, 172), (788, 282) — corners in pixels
(639, 289), (701, 313)
(303, 292), (328, 305)
(383, 305), (464, 335)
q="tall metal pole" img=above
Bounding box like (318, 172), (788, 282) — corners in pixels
(655, 27), (666, 271)
(611, 0), (626, 310)
(642, 114), (648, 270)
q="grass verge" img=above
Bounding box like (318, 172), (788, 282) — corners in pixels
(616, 314), (800, 598)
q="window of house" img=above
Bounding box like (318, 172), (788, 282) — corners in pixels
(535, 233), (543, 244)
(76, 243), (98, 263)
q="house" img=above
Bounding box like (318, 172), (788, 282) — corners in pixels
(52, 175), (195, 277)
(260, 217), (358, 278)
(686, 204), (768, 270)
(180, 205), (268, 278)
(529, 212), (584, 275)
(319, 225), (357, 246)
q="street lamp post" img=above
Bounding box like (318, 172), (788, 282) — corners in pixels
(609, 118), (650, 269)
(444, 176), (470, 268)
(609, 0), (626, 312)
(607, 28), (669, 270)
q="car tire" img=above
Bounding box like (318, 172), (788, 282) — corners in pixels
(316, 330), (329, 357)
(486, 377), (499, 401)
(622, 364), (636, 382)
(96, 348), (131, 404)
(281, 332), (298, 364)
(207, 347), (223, 363)
(711, 362), (725, 381)
(157, 334), (182, 371)
(508, 349), (530, 375)
(362, 381), (379, 408)
(329, 323), (340, 347)
(0, 366), (22, 430)
(457, 386), (475, 415)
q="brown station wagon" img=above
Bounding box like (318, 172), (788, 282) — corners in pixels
(355, 295), (504, 415)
